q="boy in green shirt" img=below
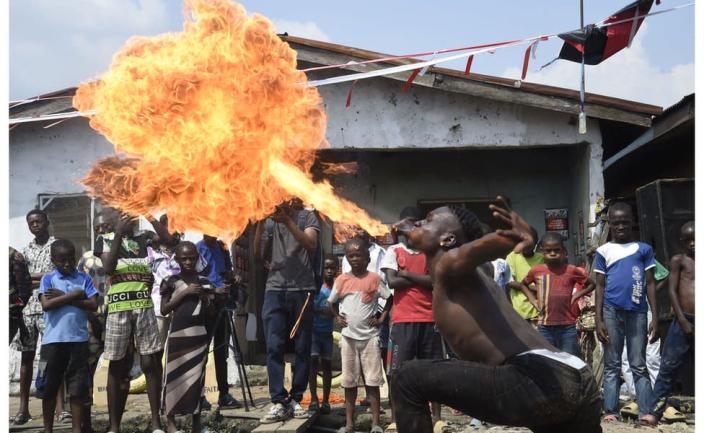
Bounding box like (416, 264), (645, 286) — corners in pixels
(505, 228), (544, 325)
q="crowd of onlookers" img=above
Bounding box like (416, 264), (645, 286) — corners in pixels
(8, 199), (695, 433)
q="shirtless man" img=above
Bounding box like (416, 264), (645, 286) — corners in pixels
(390, 197), (602, 433)
(642, 221), (695, 425)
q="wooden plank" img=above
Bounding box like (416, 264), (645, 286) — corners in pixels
(252, 421), (284, 432)
(276, 413), (319, 433)
(251, 413), (319, 433)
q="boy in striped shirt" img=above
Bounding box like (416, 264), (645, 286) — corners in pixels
(520, 232), (594, 357)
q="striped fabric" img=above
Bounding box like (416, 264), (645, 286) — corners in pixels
(161, 276), (213, 416)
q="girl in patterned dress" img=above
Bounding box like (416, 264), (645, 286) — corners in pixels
(160, 242), (216, 433)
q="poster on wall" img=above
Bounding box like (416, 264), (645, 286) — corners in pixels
(544, 208), (569, 239)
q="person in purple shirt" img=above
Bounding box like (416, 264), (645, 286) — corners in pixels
(36, 239), (98, 433)
(594, 202), (659, 424)
(196, 235), (242, 409)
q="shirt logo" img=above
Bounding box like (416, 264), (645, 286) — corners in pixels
(631, 266), (643, 304)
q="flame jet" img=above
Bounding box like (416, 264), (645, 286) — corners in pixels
(75, 0), (387, 241)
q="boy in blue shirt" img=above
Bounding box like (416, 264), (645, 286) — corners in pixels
(36, 239), (99, 433)
(594, 202), (659, 424)
(308, 255), (337, 414)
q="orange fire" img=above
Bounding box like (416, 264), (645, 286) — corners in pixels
(74, 0), (387, 241)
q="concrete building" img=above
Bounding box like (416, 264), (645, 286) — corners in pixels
(10, 36), (662, 266)
(10, 35), (670, 370)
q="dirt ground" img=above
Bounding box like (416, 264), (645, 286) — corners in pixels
(8, 366), (695, 433)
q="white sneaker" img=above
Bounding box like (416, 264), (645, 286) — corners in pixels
(290, 401), (309, 419)
(260, 403), (289, 424)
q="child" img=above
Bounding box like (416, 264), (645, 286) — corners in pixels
(308, 255), (337, 414)
(329, 238), (391, 433)
(36, 239), (99, 433)
(505, 227), (543, 326)
(381, 206), (443, 431)
(594, 202), (659, 423)
(520, 232), (594, 357)
(160, 241), (215, 433)
(389, 198), (601, 433)
(642, 221), (695, 425)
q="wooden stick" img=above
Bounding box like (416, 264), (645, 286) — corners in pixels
(290, 292), (312, 339)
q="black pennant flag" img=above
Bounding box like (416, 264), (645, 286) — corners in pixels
(558, 0), (653, 65)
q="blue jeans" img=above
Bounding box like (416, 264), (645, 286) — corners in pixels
(602, 304), (651, 417)
(538, 324), (580, 357)
(649, 314), (694, 418)
(262, 290), (314, 404)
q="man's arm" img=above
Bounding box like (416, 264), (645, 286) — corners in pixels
(645, 268), (659, 343)
(443, 198), (535, 279)
(147, 215), (176, 246)
(571, 277), (596, 303)
(330, 302), (347, 327)
(384, 268), (415, 290)
(594, 273), (609, 343)
(102, 215), (135, 274)
(69, 295), (99, 311)
(40, 289), (85, 311)
(398, 271), (433, 289)
(668, 255), (693, 336)
(273, 208), (318, 253)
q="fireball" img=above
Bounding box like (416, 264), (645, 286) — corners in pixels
(75, 0), (386, 241)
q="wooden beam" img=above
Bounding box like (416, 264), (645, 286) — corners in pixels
(293, 45), (653, 127)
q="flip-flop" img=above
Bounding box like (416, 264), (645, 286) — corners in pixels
(433, 420), (454, 433)
(11, 413), (31, 425)
(662, 406), (687, 423)
(620, 401), (639, 418)
(56, 411), (72, 423)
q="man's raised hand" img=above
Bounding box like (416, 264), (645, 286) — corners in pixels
(488, 196), (536, 254)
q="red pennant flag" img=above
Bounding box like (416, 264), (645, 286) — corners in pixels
(402, 69), (422, 93)
(464, 55), (474, 76)
(521, 44), (533, 80)
(345, 80), (358, 108)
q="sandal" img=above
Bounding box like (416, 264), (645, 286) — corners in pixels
(433, 420), (453, 433)
(620, 401), (639, 418)
(320, 401), (331, 415)
(56, 411), (72, 423)
(385, 423), (397, 433)
(662, 406), (687, 423)
(11, 413), (31, 425)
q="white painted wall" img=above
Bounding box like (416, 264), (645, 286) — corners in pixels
(317, 76), (602, 150)
(9, 118), (114, 248)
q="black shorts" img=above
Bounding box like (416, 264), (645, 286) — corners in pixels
(36, 342), (90, 399)
(388, 322), (443, 375)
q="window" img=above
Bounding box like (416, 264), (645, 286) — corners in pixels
(38, 193), (105, 258)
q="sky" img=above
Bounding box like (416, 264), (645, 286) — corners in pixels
(8, 0), (695, 108)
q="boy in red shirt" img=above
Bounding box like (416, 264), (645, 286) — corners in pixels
(382, 207), (443, 431)
(519, 232), (595, 357)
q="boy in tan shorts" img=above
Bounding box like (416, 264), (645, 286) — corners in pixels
(96, 214), (164, 433)
(329, 238), (391, 433)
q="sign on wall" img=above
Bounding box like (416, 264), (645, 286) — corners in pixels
(544, 208), (569, 239)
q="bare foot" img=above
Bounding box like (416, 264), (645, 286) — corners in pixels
(639, 414), (658, 426)
(602, 414), (618, 423)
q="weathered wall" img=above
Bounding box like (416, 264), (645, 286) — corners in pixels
(323, 147), (585, 259)
(9, 118), (115, 249)
(316, 76), (603, 150)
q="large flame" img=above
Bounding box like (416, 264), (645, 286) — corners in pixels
(74, 0), (386, 241)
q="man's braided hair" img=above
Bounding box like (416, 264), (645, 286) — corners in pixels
(448, 205), (483, 243)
